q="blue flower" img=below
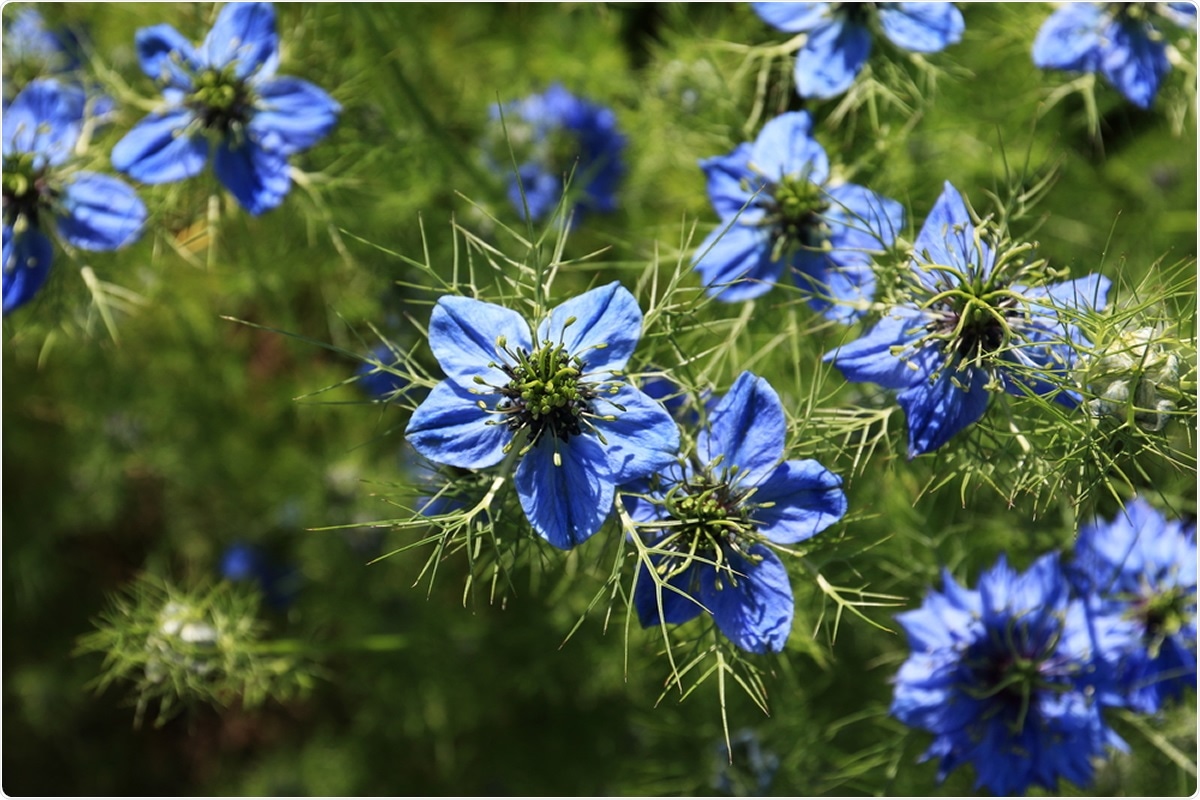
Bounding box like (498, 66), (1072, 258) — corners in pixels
(357, 343), (412, 401)
(3, 7), (115, 119)
(3, 78), (146, 314)
(1065, 498), (1197, 714)
(111, 2), (340, 215)
(1033, 2), (1197, 109)
(713, 728), (780, 795)
(752, 2), (965, 99)
(694, 111), (903, 322)
(823, 181), (1111, 457)
(628, 372), (847, 653)
(891, 553), (1128, 795)
(486, 83), (626, 223)
(220, 541), (299, 611)
(405, 282), (680, 549)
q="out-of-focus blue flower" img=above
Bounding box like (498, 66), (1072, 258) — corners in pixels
(1066, 498), (1197, 714)
(220, 541), (299, 611)
(1033, 2), (1197, 109)
(628, 372), (847, 653)
(405, 282), (679, 549)
(486, 82), (626, 223)
(823, 181), (1111, 457)
(694, 111), (902, 322)
(357, 344), (411, 401)
(111, 2), (340, 215)
(3, 7), (115, 119)
(891, 553), (1128, 795)
(3, 78), (146, 314)
(713, 728), (780, 796)
(752, 2), (965, 99)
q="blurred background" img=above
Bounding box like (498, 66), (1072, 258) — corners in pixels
(3, 3), (1195, 795)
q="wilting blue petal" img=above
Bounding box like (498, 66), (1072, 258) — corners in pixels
(429, 295), (532, 386)
(748, 111), (829, 185)
(538, 281), (642, 374)
(134, 23), (199, 89)
(1032, 3), (1106, 71)
(634, 557), (708, 627)
(911, 181), (990, 289)
(111, 107), (208, 184)
(879, 3), (965, 52)
(406, 380), (511, 469)
(592, 383), (680, 485)
(698, 372), (785, 488)
(2, 226), (53, 314)
(897, 350), (991, 457)
(753, 459), (847, 544)
(212, 138), (292, 214)
(202, 1), (279, 80)
(249, 76), (340, 155)
(3, 78), (84, 166)
(700, 143), (765, 223)
(751, 2), (831, 33)
(823, 306), (930, 390)
(795, 17), (872, 99)
(700, 546), (794, 654)
(694, 222), (781, 302)
(515, 433), (613, 549)
(1100, 20), (1170, 108)
(56, 172), (147, 251)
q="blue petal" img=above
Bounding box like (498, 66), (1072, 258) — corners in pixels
(879, 3), (965, 53)
(803, 259), (875, 323)
(699, 546), (794, 654)
(698, 372), (785, 488)
(3, 78), (84, 166)
(1022, 274), (1111, 315)
(897, 351), (991, 457)
(752, 459), (847, 544)
(537, 281), (642, 374)
(515, 433), (613, 549)
(1031, 3), (1107, 71)
(822, 306), (931, 389)
(634, 558), (708, 628)
(429, 295), (533, 386)
(749, 111), (829, 186)
(56, 173), (147, 251)
(2, 226), (53, 315)
(795, 17), (872, 99)
(507, 164), (562, 222)
(700, 143), (765, 222)
(111, 108), (208, 184)
(249, 76), (341, 155)
(911, 181), (989, 289)
(751, 2), (831, 33)
(591, 383), (680, 485)
(1100, 20), (1170, 108)
(202, 1), (279, 80)
(693, 222), (781, 302)
(823, 182), (904, 255)
(406, 380), (511, 469)
(212, 138), (292, 214)
(1162, 2), (1198, 27)
(135, 23), (199, 89)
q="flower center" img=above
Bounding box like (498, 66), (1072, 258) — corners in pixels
(2, 152), (56, 231)
(491, 338), (597, 446)
(929, 293), (1017, 363)
(654, 472), (761, 585)
(962, 629), (1059, 734)
(187, 66), (255, 134)
(756, 173), (831, 262)
(1134, 585), (1192, 658)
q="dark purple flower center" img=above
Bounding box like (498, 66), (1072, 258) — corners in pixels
(487, 338), (599, 447)
(186, 66), (255, 134)
(1133, 585), (1191, 657)
(2, 152), (56, 230)
(929, 294), (1019, 362)
(653, 472), (761, 585)
(962, 623), (1066, 733)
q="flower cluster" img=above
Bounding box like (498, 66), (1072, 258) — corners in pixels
(485, 83), (626, 223)
(112, 2), (340, 215)
(891, 498), (1196, 794)
(824, 181), (1110, 457)
(693, 111), (902, 322)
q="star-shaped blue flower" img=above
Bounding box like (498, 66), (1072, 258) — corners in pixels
(752, 2), (965, 99)
(405, 282), (680, 549)
(3, 78), (146, 314)
(694, 111), (903, 322)
(628, 371), (847, 653)
(1033, 2), (1197, 109)
(487, 83), (626, 223)
(823, 181), (1111, 457)
(111, 2), (340, 215)
(891, 553), (1129, 795)
(1065, 497), (1197, 714)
